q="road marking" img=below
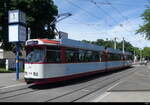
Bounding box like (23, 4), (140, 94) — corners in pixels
(82, 89), (89, 92)
(106, 81), (122, 91)
(91, 81), (122, 102)
(0, 83), (25, 90)
(91, 92), (111, 102)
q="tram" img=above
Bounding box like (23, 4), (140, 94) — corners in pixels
(24, 38), (133, 84)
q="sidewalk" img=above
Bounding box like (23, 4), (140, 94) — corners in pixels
(0, 72), (25, 89)
(97, 63), (150, 102)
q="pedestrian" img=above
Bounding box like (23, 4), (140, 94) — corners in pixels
(145, 60), (148, 65)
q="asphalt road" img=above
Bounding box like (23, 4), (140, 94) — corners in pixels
(0, 64), (149, 102)
(93, 63), (150, 102)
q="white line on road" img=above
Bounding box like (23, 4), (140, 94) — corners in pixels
(0, 83), (26, 90)
(106, 81), (122, 91)
(91, 92), (111, 102)
(91, 81), (122, 102)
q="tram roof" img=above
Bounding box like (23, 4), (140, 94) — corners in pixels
(26, 38), (132, 55)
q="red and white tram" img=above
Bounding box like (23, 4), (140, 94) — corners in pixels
(24, 38), (133, 84)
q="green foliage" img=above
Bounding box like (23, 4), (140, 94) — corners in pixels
(136, 2), (150, 40)
(0, 68), (14, 73)
(82, 39), (140, 55)
(142, 47), (150, 59)
(82, 39), (150, 60)
(0, 0), (58, 51)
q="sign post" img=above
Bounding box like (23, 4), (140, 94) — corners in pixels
(8, 10), (26, 80)
(16, 43), (20, 80)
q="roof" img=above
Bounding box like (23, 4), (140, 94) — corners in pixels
(26, 38), (132, 55)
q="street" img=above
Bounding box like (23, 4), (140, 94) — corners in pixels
(0, 63), (149, 102)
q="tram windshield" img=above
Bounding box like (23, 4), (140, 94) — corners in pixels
(26, 47), (45, 63)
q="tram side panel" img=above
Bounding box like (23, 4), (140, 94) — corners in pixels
(124, 60), (132, 67)
(43, 64), (66, 78)
(42, 61), (128, 80)
(65, 62), (106, 75)
(43, 62), (106, 79)
(107, 61), (124, 71)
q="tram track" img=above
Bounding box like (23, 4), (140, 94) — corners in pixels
(0, 67), (136, 102)
(46, 67), (136, 102)
(0, 84), (39, 100)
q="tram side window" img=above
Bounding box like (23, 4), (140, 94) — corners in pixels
(108, 53), (121, 61)
(127, 55), (133, 60)
(92, 51), (100, 61)
(46, 50), (61, 63)
(85, 51), (92, 62)
(66, 49), (78, 63)
(114, 54), (121, 60)
(109, 53), (114, 61)
(99, 52), (103, 62)
(65, 49), (102, 63)
(78, 50), (86, 62)
(80, 50), (100, 62)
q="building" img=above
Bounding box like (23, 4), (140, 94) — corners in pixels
(0, 45), (25, 71)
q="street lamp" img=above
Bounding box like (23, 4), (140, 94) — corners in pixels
(114, 37), (117, 49)
(122, 37), (125, 54)
(140, 48), (142, 62)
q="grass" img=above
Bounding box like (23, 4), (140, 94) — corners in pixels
(0, 68), (24, 73)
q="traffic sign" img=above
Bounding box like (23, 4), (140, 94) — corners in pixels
(8, 24), (26, 42)
(8, 10), (27, 80)
(8, 10), (26, 24)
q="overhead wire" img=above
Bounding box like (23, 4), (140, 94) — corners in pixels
(55, 1), (101, 33)
(90, 0), (119, 25)
(89, 0), (134, 37)
(65, 0), (103, 21)
(56, 0), (146, 41)
(63, 0), (107, 33)
(65, 0), (114, 36)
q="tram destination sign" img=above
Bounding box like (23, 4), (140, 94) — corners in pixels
(27, 41), (38, 45)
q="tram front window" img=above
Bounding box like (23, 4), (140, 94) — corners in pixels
(26, 47), (45, 63)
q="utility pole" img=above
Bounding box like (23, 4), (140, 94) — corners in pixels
(3, 0), (8, 42)
(28, 27), (31, 40)
(134, 49), (135, 62)
(8, 10), (27, 80)
(114, 37), (116, 49)
(140, 49), (142, 62)
(122, 37), (125, 54)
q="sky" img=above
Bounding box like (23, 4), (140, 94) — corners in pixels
(53, 0), (150, 49)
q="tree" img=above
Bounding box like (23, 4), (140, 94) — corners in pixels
(82, 39), (139, 55)
(136, 2), (150, 40)
(82, 39), (147, 61)
(0, 0), (58, 51)
(142, 47), (150, 60)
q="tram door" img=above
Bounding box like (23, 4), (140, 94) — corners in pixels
(103, 49), (108, 72)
